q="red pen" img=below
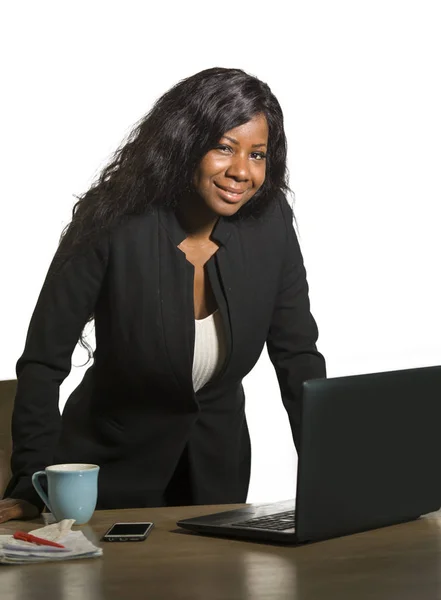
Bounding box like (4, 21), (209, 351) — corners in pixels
(13, 531), (66, 549)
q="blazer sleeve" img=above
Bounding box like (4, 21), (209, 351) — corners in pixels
(266, 196), (326, 451)
(3, 232), (110, 508)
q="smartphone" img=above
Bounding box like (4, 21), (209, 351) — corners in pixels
(102, 522), (154, 542)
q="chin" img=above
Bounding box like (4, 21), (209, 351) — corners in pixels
(214, 201), (243, 214)
(208, 196), (253, 217)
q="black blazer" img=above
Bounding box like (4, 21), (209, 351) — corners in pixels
(5, 193), (326, 510)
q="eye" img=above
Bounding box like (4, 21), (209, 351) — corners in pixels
(251, 152), (267, 160)
(215, 145), (267, 160)
(215, 144), (232, 153)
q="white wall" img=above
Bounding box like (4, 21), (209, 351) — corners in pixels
(1, 1), (440, 504)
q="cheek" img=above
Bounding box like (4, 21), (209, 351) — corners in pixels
(253, 164), (267, 188)
(192, 169), (207, 192)
(193, 159), (220, 187)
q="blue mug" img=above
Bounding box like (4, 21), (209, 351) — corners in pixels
(32, 463), (100, 525)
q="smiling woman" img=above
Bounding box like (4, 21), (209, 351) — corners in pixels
(177, 113), (269, 242)
(193, 114), (269, 209)
(1, 67), (326, 523)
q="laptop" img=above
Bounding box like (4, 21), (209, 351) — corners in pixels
(177, 365), (441, 544)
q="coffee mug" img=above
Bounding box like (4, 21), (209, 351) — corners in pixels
(32, 463), (100, 525)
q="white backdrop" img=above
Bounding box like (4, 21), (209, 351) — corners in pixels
(1, 1), (440, 504)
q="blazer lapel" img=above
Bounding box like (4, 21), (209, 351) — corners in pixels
(156, 206), (193, 395)
(157, 206), (236, 395)
(198, 217), (237, 391)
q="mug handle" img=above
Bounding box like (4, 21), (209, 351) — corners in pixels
(31, 471), (52, 512)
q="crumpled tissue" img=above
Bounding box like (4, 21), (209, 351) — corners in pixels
(0, 519), (102, 564)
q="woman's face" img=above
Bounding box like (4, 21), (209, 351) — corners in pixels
(192, 113), (269, 217)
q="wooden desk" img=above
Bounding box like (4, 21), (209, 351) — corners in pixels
(1, 505), (441, 599)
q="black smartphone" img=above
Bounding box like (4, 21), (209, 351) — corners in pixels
(102, 522), (154, 542)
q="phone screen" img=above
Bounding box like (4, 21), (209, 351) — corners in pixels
(106, 523), (152, 536)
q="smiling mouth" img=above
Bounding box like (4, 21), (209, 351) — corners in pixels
(214, 183), (248, 195)
(214, 183), (249, 203)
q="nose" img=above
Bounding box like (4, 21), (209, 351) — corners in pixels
(225, 152), (250, 181)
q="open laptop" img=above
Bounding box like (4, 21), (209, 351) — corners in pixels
(177, 365), (441, 544)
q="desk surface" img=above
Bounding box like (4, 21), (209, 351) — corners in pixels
(1, 504), (441, 600)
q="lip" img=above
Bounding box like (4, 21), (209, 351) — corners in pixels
(214, 182), (248, 203)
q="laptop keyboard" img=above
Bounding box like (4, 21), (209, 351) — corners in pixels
(231, 509), (296, 531)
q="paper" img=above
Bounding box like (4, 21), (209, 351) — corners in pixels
(41, 512), (57, 525)
(0, 519), (102, 565)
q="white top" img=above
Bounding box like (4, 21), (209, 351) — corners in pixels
(192, 309), (227, 392)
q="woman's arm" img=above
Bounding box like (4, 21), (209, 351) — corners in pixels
(2, 232), (110, 511)
(266, 196), (326, 451)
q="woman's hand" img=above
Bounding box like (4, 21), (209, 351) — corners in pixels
(0, 498), (40, 524)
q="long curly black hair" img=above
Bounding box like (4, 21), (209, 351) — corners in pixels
(56, 66), (294, 360)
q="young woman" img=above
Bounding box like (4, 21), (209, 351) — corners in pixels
(0, 67), (326, 524)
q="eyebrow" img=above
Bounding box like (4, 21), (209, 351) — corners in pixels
(222, 135), (267, 149)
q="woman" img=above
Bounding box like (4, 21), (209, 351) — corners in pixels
(0, 67), (326, 524)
